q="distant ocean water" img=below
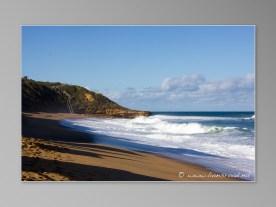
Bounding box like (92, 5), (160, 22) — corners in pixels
(61, 111), (255, 180)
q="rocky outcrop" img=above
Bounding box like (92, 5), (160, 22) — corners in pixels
(22, 78), (150, 118)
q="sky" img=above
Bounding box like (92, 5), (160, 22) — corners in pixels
(22, 26), (255, 111)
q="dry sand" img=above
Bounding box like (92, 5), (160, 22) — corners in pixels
(22, 112), (238, 181)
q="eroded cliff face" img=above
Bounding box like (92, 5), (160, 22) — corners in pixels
(104, 108), (150, 118)
(22, 78), (150, 118)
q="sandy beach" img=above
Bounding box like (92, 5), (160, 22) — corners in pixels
(22, 112), (238, 181)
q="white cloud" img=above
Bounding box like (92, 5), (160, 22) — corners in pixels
(103, 73), (255, 111)
(161, 74), (205, 92)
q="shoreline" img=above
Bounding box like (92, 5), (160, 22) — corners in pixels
(22, 112), (240, 181)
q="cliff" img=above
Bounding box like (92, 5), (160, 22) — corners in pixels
(22, 78), (150, 118)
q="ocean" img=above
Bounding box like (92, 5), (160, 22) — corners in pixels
(61, 111), (255, 181)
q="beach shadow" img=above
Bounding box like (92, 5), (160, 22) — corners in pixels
(22, 156), (165, 181)
(36, 143), (137, 162)
(53, 141), (143, 157)
(22, 114), (92, 142)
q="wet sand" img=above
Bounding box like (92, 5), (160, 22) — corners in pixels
(22, 112), (238, 181)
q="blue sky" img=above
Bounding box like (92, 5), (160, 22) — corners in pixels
(22, 26), (255, 111)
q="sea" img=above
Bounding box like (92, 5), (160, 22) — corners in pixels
(61, 111), (255, 181)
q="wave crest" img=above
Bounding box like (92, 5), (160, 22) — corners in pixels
(243, 114), (255, 120)
(130, 116), (227, 135)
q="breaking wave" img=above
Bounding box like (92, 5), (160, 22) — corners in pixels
(61, 113), (255, 180)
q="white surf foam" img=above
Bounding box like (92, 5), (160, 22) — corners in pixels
(61, 114), (255, 180)
(128, 116), (225, 134)
(243, 114), (255, 120)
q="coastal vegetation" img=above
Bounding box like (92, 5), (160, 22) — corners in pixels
(22, 77), (149, 117)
